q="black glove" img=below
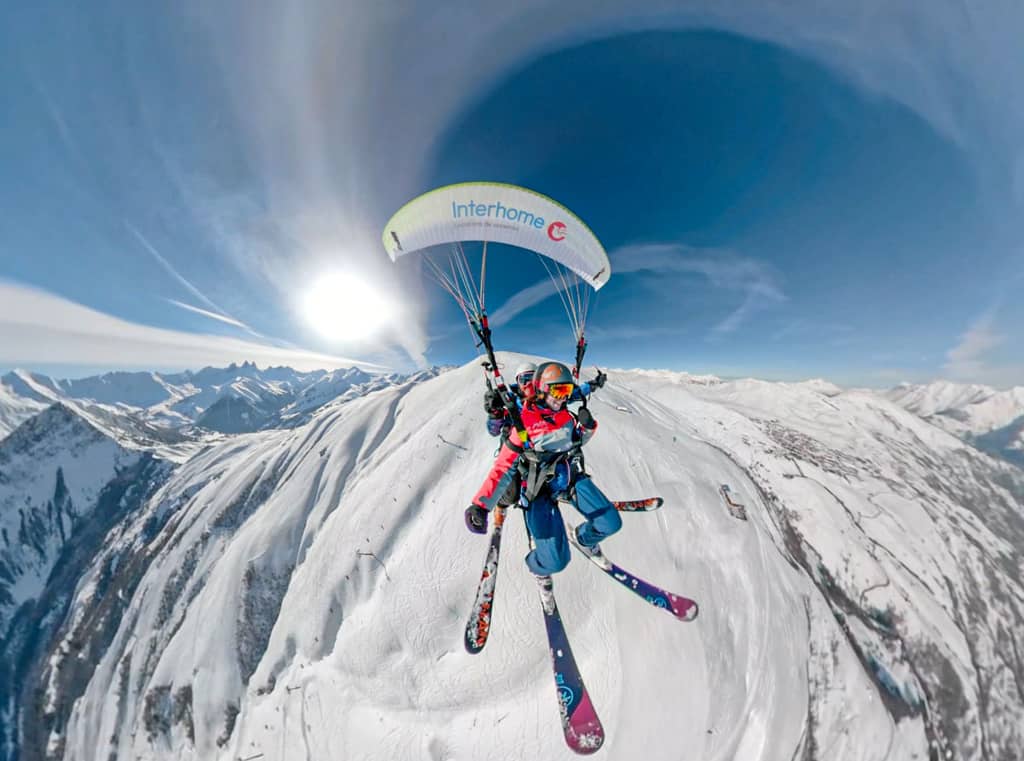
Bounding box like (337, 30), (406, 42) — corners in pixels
(589, 371), (607, 389)
(576, 406), (595, 428)
(465, 504), (489, 534)
(484, 389), (503, 413)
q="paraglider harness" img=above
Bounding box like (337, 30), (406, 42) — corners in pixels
(516, 448), (583, 507)
(496, 428), (583, 509)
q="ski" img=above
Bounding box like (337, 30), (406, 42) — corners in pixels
(464, 506), (507, 654)
(613, 497), (663, 512)
(536, 574), (605, 754)
(568, 531), (699, 622)
(719, 484), (748, 520)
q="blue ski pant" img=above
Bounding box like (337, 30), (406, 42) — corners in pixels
(525, 476), (622, 576)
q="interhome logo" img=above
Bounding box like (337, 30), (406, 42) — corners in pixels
(451, 200), (567, 242)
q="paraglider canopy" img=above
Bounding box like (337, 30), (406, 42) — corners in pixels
(382, 182), (610, 290)
(382, 182), (608, 421)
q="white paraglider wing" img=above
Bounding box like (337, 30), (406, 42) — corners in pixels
(382, 182), (610, 290)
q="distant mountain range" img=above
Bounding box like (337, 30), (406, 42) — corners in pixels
(0, 363), (439, 458)
(5, 367), (1021, 469)
(884, 380), (1024, 467)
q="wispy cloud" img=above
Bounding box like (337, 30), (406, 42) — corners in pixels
(32, 75), (82, 163)
(488, 243), (785, 338)
(943, 311), (1004, 380)
(490, 279), (563, 328)
(0, 280), (387, 373)
(166, 299), (249, 329)
(611, 243), (786, 335)
(127, 223), (256, 331)
(712, 293), (760, 336)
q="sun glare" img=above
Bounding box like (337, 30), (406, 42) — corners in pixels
(302, 272), (392, 343)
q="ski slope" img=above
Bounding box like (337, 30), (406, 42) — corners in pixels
(48, 356), (1023, 760)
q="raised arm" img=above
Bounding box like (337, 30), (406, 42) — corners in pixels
(572, 370), (606, 402)
(574, 405), (598, 446)
(484, 389), (508, 436)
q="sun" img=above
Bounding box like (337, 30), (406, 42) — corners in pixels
(302, 272), (392, 343)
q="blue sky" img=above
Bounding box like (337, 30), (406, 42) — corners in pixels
(1, 2), (1022, 386)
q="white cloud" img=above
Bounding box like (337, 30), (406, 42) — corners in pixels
(713, 295), (758, 335)
(0, 281), (388, 373)
(941, 311), (1024, 387)
(487, 243), (786, 337)
(129, 225), (223, 313)
(166, 299), (249, 329)
(612, 243), (784, 293)
(611, 243), (786, 335)
(490, 279), (562, 328)
(943, 312), (1005, 381)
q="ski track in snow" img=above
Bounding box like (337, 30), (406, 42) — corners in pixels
(35, 356), (1024, 761)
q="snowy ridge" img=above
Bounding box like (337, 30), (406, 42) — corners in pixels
(884, 381), (997, 422)
(884, 380), (1024, 467)
(0, 369), (215, 461)
(0, 364), (424, 462)
(0, 380), (48, 440)
(26, 357), (1024, 761)
(0, 401), (177, 759)
(884, 380), (1024, 436)
(0, 405), (142, 632)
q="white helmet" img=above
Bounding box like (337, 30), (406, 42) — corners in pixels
(513, 362), (536, 387)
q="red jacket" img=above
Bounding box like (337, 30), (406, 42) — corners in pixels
(471, 400), (596, 510)
(518, 400), (596, 454)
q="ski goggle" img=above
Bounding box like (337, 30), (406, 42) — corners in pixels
(545, 382), (574, 400)
(516, 371), (534, 385)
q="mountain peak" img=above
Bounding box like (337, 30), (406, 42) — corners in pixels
(0, 402), (105, 456)
(1, 368), (60, 403)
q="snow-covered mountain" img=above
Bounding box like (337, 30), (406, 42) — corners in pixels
(0, 383), (48, 441)
(12, 355), (1021, 761)
(0, 371), (209, 462)
(0, 404), (175, 759)
(0, 363), (415, 447)
(0, 406), (138, 633)
(885, 381), (1024, 466)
